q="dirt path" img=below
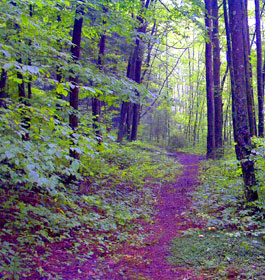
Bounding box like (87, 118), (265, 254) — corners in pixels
(24, 153), (203, 280)
(102, 152), (204, 280)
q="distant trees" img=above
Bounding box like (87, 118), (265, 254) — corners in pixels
(0, 0), (264, 203)
(117, 0), (154, 143)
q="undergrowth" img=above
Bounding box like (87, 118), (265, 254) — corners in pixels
(0, 99), (180, 279)
(169, 151), (265, 280)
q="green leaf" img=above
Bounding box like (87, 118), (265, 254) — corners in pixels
(3, 62), (14, 71)
(71, 160), (79, 172)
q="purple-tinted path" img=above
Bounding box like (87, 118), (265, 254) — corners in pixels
(102, 152), (204, 280)
(23, 153), (204, 280)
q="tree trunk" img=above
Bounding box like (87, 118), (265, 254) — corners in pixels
(223, 0), (236, 142)
(69, 3), (84, 159)
(117, 51), (135, 143)
(228, 0), (258, 202)
(28, 4), (33, 99)
(130, 0), (153, 141)
(205, 0), (216, 159)
(242, 1), (257, 136)
(255, 0), (264, 137)
(212, 0), (223, 158)
(92, 5), (108, 145)
(0, 69), (7, 108)
(56, 11), (63, 103)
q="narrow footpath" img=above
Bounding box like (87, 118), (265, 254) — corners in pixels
(102, 153), (204, 280)
(28, 153), (204, 280)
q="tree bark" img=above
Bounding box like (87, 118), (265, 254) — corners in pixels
(117, 51), (135, 143)
(255, 0), (264, 137)
(69, 3), (84, 159)
(92, 5), (108, 145)
(242, 1), (257, 136)
(212, 0), (223, 158)
(56, 10), (63, 102)
(28, 4), (33, 99)
(130, 0), (154, 141)
(223, 0), (236, 142)
(228, 0), (258, 202)
(0, 69), (7, 108)
(205, 0), (216, 159)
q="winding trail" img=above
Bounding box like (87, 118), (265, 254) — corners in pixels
(103, 152), (204, 280)
(24, 153), (203, 280)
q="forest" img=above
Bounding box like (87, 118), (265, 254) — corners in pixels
(0, 0), (265, 279)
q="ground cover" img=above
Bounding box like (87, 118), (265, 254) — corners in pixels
(169, 155), (265, 280)
(0, 142), (180, 279)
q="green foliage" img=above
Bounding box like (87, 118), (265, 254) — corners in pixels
(169, 231), (265, 279)
(251, 137), (265, 209)
(0, 98), (93, 191)
(0, 96), (180, 278)
(171, 153), (265, 279)
(167, 133), (188, 152)
(190, 156), (265, 231)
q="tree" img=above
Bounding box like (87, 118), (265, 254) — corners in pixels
(255, 0), (264, 137)
(223, 0), (236, 141)
(228, 0), (258, 202)
(242, 1), (257, 137)
(69, 2), (84, 159)
(117, 0), (154, 143)
(92, 4), (108, 145)
(212, 0), (223, 158)
(131, 0), (154, 141)
(0, 69), (7, 107)
(204, 0), (216, 159)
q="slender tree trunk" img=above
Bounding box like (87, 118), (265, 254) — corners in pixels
(131, 31), (144, 141)
(142, 19), (157, 81)
(126, 103), (133, 139)
(17, 59), (26, 99)
(17, 58), (31, 141)
(56, 11), (63, 102)
(0, 69), (7, 107)
(117, 101), (129, 142)
(187, 48), (194, 144)
(205, 0), (216, 159)
(228, 0), (258, 202)
(117, 52), (135, 143)
(193, 52), (203, 146)
(92, 5), (108, 145)
(212, 0), (223, 158)
(242, 1), (257, 136)
(131, 0), (153, 141)
(255, 0), (264, 137)
(28, 4), (33, 99)
(223, 0), (236, 142)
(69, 3), (84, 159)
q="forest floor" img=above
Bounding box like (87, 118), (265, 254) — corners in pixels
(97, 152), (205, 280)
(27, 152), (204, 280)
